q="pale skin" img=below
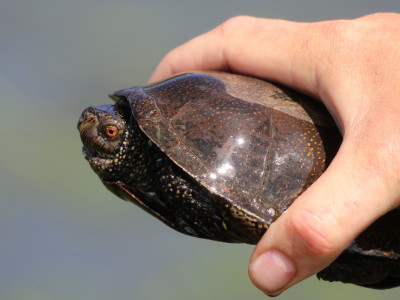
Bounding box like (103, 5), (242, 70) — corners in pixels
(148, 13), (400, 296)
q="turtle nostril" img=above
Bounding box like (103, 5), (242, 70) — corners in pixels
(84, 113), (93, 121)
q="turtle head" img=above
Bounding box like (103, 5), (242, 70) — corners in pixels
(78, 101), (132, 180)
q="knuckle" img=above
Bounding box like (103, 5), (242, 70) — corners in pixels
(311, 20), (350, 54)
(287, 209), (337, 257)
(159, 47), (183, 75)
(216, 15), (256, 37)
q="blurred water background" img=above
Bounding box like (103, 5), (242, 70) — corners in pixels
(1, 1), (400, 299)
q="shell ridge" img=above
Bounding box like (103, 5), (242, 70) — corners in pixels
(141, 89), (169, 122)
(260, 107), (275, 197)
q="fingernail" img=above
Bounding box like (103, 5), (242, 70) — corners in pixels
(250, 250), (296, 295)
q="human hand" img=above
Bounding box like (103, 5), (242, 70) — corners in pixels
(149, 13), (400, 295)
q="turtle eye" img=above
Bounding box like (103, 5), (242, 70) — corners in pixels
(105, 125), (118, 138)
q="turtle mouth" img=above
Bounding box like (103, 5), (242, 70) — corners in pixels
(82, 146), (115, 174)
(81, 145), (113, 160)
(81, 142), (115, 160)
(80, 139), (118, 176)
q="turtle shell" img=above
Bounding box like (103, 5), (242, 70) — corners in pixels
(112, 72), (340, 227)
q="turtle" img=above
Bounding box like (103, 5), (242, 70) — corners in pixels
(78, 71), (400, 289)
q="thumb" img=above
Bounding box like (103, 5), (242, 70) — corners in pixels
(248, 138), (396, 296)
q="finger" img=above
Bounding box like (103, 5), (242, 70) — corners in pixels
(248, 137), (399, 296)
(148, 16), (329, 97)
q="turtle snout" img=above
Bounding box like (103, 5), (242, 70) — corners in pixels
(77, 107), (100, 156)
(77, 107), (97, 132)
